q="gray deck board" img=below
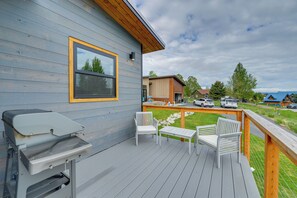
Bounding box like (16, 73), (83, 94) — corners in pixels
(222, 154), (235, 198)
(208, 153), (223, 198)
(128, 142), (184, 198)
(168, 146), (200, 198)
(231, 154), (248, 198)
(106, 140), (180, 198)
(114, 141), (180, 198)
(155, 150), (192, 198)
(76, 136), (260, 198)
(182, 146), (208, 198)
(195, 149), (216, 198)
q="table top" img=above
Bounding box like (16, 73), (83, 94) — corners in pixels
(160, 126), (196, 138)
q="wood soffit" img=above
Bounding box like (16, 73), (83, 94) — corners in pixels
(95, 0), (165, 54)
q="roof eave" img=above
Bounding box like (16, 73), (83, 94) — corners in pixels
(94, 0), (165, 54)
(123, 0), (165, 49)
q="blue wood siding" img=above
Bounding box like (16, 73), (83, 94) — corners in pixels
(0, 0), (142, 184)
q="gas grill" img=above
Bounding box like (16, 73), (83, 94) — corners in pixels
(2, 109), (92, 198)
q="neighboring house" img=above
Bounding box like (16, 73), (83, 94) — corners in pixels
(263, 92), (294, 106)
(192, 89), (209, 99)
(0, 0), (164, 187)
(143, 75), (186, 103)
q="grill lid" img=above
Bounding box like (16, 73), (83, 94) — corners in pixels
(2, 109), (84, 136)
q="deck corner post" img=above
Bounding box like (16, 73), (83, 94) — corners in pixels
(143, 105), (147, 112)
(264, 134), (280, 198)
(243, 114), (250, 161)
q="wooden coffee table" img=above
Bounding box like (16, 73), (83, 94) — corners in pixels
(159, 126), (196, 154)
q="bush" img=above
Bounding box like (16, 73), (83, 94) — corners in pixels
(268, 114), (275, 118)
(275, 119), (283, 125)
(288, 122), (297, 133)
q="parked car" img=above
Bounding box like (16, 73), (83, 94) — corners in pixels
(287, 103), (297, 109)
(220, 98), (238, 109)
(193, 98), (214, 107)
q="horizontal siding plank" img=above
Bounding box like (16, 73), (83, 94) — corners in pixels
(1, 0), (142, 60)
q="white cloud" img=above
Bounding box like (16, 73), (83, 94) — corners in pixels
(129, 0), (297, 90)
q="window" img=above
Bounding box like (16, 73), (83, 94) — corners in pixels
(69, 37), (118, 103)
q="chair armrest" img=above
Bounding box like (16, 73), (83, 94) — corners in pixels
(196, 124), (216, 136)
(153, 118), (158, 129)
(134, 118), (137, 127)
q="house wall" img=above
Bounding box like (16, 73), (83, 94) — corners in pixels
(149, 79), (170, 101)
(173, 78), (184, 97)
(0, 0), (142, 185)
(143, 77), (149, 96)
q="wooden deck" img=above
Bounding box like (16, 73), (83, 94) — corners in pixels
(76, 136), (260, 198)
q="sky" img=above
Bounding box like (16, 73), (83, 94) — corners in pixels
(129, 0), (297, 92)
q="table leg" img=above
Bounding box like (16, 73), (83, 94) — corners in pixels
(160, 132), (162, 146)
(167, 134), (169, 141)
(189, 138), (191, 154)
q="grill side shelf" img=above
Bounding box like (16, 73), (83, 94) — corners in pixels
(20, 136), (92, 175)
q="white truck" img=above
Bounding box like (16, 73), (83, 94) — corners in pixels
(220, 98), (238, 108)
(193, 98), (214, 107)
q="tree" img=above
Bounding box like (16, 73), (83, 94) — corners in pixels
(78, 57), (107, 95)
(291, 94), (297, 103)
(149, 71), (157, 77)
(209, 81), (226, 100)
(227, 62), (257, 100)
(252, 92), (264, 104)
(184, 76), (201, 97)
(176, 73), (185, 84)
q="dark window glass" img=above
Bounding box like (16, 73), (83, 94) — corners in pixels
(75, 74), (115, 98)
(73, 42), (117, 99)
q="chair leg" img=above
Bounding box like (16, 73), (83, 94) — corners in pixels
(238, 151), (241, 164)
(136, 134), (138, 146)
(156, 132), (158, 144)
(217, 152), (220, 168)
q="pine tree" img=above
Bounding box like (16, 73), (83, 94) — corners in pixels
(227, 63), (257, 101)
(209, 81), (226, 100)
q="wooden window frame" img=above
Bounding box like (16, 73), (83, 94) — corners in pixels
(69, 37), (118, 103)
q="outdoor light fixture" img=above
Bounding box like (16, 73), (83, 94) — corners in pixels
(129, 52), (135, 61)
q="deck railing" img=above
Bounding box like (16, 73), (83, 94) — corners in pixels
(143, 104), (297, 198)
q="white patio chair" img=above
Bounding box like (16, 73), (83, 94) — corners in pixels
(134, 112), (158, 146)
(196, 117), (241, 168)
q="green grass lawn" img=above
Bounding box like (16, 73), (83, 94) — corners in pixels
(147, 108), (221, 142)
(238, 103), (297, 133)
(250, 133), (297, 197)
(147, 107), (297, 197)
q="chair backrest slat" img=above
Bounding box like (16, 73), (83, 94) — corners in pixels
(136, 112), (153, 126)
(216, 117), (240, 135)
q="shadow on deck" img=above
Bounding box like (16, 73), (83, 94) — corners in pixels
(76, 136), (260, 198)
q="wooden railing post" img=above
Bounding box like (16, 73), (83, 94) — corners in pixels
(143, 105), (147, 112)
(237, 111), (243, 131)
(180, 109), (185, 128)
(264, 134), (280, 198)
(180, 109), (185, 142)
(244, 114), (250, 161)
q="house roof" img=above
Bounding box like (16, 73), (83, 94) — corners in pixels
(198, 89), (209, 95)
(264, 92), (291, 102)
(144, 75), (186, 86)
(95, 0), (165, 54)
